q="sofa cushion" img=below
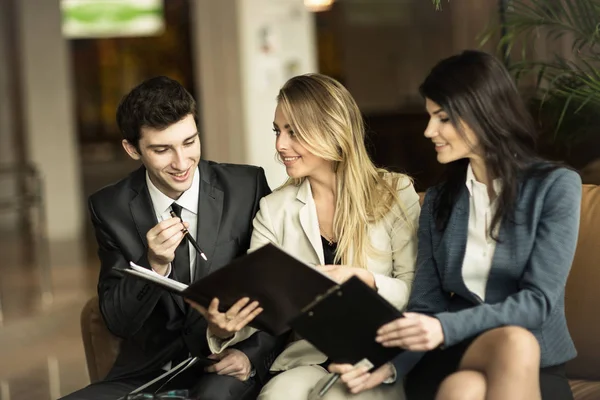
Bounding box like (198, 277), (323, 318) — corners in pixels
(570, 379), (600, 400)
(565, 185), (600, 380)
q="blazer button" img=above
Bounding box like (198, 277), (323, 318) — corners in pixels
(184, 327), (191, 335)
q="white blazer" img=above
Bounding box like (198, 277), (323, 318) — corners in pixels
(208, 175), (421, 370)
(251, 176), (420, 309)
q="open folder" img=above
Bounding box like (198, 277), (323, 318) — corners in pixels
(121, 243), (337, 336)
(289, 276), (405, 369)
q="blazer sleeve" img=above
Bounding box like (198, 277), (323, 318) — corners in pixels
(406, 188), (452, 315)
(249, 195), (278, 252)
(209, 169), (286, 383)
(435, 169), (582, 347)
(371, 180), (420, 310)
(207, 192), (277, 354)
(92, 200), (164, 338)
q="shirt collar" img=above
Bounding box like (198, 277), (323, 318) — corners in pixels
(465, 163), (502, 197)
(146, 167), (200, 216)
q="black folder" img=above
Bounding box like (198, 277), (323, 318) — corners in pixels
(289, 276), (404, 369)
(121, 243), (337, 336)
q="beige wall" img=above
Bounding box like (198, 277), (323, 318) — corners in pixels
(16, 0), (84, 241)
(238, 0), (318, 187)
(0, 3), (15, 165)
(3, 0), (574, 240)
(190, 0), (246, 166)
(0, 0), (18, 232)
(191, 0), (317, 188)
(2, 0), (315, 238)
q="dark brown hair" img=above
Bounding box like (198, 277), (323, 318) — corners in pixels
(420, 50), (558, 235)
(116, 76), (196, 150)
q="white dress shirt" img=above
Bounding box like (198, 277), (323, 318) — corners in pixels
(146, 168), (200, 280)
(462, 163), (502, 302)
(146, 167), (200, 370)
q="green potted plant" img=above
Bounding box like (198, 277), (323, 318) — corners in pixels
(431, 0), (600, 177)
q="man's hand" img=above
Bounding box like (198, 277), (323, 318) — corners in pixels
(205, 349), (253, 381)
(146, 217), (189, 276)
(187, 297), (263, 339)
(316, 265), (376, 288)
(376, 312), (444, 351)
(328, 363), (394, 394)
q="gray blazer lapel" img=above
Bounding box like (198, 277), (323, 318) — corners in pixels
(194, 162), (224, 280)
(444, 188), (475, 299)
(297, 180), (325, 264)
(485, 218), (514, 301)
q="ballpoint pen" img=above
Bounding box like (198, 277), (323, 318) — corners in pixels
(318, 373), (340, 397)
(170, 210), (208, 261)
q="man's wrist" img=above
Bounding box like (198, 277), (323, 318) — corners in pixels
(208, 326), (234, 341)
(150, 262), (170, 276)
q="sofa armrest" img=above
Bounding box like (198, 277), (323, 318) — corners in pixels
(570, 379), (600, 400)
(80, 296), (121, 383)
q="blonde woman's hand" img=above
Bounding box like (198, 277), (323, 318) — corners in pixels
(327, 362), (395, 394)
(186, 297), (263, 339)
(316, 265), (376, 289)
(376, 312), (444, 351)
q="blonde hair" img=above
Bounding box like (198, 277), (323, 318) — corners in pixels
(276, 73), (413, 267)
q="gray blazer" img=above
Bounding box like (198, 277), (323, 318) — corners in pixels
(406, 166), (581, 367)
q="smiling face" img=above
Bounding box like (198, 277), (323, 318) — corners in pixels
(122, 113), (200, 199)
(273, 103), (332, 180)
(424, 98), (481, 165)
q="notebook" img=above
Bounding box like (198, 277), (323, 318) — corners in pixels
(120, 243), (337, 336)
(289, 276), (405, 368)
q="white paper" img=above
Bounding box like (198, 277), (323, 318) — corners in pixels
(127, 261), (189, 292)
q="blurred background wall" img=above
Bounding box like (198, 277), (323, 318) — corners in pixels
(0, 1), (598, 398)
(1, 0), (590, 244)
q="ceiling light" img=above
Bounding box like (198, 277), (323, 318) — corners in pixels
(304, 0), (335, 12)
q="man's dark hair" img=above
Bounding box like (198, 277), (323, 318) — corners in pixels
(116, 76), (196, 149)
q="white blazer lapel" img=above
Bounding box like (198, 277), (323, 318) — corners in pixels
(297, 180), (325, 265)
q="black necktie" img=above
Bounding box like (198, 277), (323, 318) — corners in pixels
(170, 203), (191, 284)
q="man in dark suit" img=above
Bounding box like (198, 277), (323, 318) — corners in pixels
(62, 76), (283, 399)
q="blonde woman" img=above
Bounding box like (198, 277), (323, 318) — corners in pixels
(194, 74), (420, 400)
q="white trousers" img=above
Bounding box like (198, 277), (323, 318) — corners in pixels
(258, 365), (405, 400)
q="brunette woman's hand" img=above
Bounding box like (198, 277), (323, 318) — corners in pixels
(376, 312), (444, 351)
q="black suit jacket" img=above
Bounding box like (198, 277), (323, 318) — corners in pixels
(89, 159), (283, 383)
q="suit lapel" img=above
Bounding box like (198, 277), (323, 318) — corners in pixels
(130, 187), (156, 251)
(297, 180), (324, 264)
(194, 161), (223, 280)
(485, 214), (514, 301)
(129, 167), (158, 249)
(444, 187), (475, 299)
(186, 162), (223, 323)
(129, 167), (185, 314)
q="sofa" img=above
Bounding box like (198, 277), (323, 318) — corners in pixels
(564, 184), (600, 399)
(80, 296), (121, 383)
(80, 185), (600, 398)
